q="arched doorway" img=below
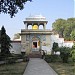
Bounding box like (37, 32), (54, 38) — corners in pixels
(32, 36), (40, 51)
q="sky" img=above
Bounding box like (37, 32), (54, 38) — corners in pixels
(0, 0), (74, 39)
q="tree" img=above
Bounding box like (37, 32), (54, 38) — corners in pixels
(52, 18), (75, 41)
(0, 26), (12, 57)
(52, 42), (59, 54)
(52, 19), (66, 37)
(0, 0), (32, 17)
(63, 18), (75, 40)
(70, 30), (75, 41)
(63, 25), (71, 40)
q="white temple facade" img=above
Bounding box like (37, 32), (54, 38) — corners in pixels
(20, 14), (53, 54)
(51, 34), (74, 48)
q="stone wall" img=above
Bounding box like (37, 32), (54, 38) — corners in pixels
(10, 41), (21, 54)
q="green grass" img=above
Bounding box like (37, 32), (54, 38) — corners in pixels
(0, 62), (27, 75)
(49, 62), (75, 75)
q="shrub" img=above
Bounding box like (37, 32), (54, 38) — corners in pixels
(23, 55), (29, 62)
(59, 47), (71, 63)
(52, 42), (59, 54)
(45, 55), (52, 63)
(45, 55), (61, 63)
(6, 57), (16, 64)
(70, 49), (75, 62)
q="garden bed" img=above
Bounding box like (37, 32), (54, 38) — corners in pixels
(0, 62), (27, 75)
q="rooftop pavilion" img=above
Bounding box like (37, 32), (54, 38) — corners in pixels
(23, 14), (48, 30)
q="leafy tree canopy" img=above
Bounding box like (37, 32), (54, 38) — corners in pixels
(52, 18), (75, 41)
(71, 30), (75, 41)
(0, 0), (32, 17)
(52, 18), (66, 37)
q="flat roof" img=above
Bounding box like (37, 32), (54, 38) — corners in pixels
(24, 14), (48, 22)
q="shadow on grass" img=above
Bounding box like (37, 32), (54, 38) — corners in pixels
(0, 62), (27, 75)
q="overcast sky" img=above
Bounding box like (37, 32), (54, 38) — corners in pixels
(0, 0), (74, 39)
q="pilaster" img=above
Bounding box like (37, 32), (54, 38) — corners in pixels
(44, 23), (46, 30)
(25, 23), (28, 29)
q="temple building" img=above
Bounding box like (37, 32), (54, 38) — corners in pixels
(20, 15), (53, 54)
(9, 15), (74, 55)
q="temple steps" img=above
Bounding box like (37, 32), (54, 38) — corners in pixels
(28, 51), (42, 58)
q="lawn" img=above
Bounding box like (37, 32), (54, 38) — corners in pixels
(0, 62), (27, 75)
(49, 62), (75, 75)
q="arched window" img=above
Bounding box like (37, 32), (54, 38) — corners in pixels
(39, 25), (43, 29)
(32, 25), (38, 30)
(28, 25), (32, 29)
